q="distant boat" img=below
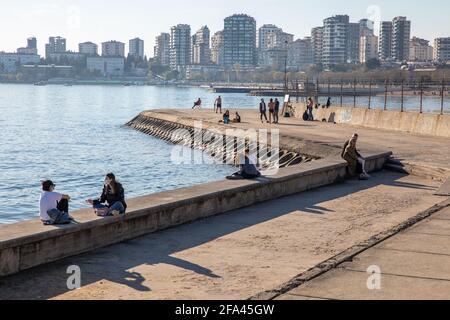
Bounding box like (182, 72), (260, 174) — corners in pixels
(34, 81), (47, 86)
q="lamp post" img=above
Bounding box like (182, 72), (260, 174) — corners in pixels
(284, 40), (288, 94)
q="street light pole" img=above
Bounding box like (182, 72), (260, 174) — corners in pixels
(284, 40), (288, 94)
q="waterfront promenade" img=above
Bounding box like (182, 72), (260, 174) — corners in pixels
(0, 106), (449, 299)
(0, 171), (444, 299)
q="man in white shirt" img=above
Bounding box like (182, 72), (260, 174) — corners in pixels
(39, 180), (72, 225)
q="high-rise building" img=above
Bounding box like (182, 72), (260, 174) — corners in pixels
(359, 19), (374, 37)
(258, 24), (282, 65)
(311, 27), (323, 65)
(258, 24), (282, 51)
(27, 37), (37, 50)
(45, 36), (66, 59)
(360, 35), (379, 63)
(102, 41), (125, 57)
(169, 24), (191, 70)
(378, 21), (393, 61)
(129, 38), (145, 59)
(211, 31), (224, 66)
(192, 26), (211, 65)
(347, 22), (361, 63)
(79, 42), (98, 56)
(434, 37), (450, 62)
(391, 16), (411, 62)
(287, 37), (314, 69)
(267, 32), (294, 50)
(409, 37), (433, 62)
(223, 14), (257, 69)
(154, 33), (170, 66)
(322, 15), (349, 67)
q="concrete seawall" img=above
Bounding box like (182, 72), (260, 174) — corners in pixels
(125, 113), (311, 169)
(292, 104), (450, 138)
(0, 155), (391, 277)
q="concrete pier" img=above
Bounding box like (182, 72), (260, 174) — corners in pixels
(0, 107), (448, 299)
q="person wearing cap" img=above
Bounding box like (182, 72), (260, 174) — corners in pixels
(39, 180), (72, 225)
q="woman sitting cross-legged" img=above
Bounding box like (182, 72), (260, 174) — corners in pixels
(86, 173), (127, 217)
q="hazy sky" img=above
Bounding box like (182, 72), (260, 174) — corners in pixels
(1, 0), (449, 56)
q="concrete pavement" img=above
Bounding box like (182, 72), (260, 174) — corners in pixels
(0, 171), (443, 300)
(276, 204), (450, 300)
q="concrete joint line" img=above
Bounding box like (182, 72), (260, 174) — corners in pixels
(249, 198), (450, 301)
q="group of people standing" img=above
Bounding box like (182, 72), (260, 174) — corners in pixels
(259, 98), (281, 124)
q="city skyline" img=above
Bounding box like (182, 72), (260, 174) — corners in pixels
(1, 0), (450, 57)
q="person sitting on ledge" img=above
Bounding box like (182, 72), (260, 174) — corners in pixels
(86, 173), (127, 217)
(222, 110), (230, 124)
(342, 133), (370, 180)
(192, 98), (202, 109)
(39, 180), (73, 225)
(227, 148), (261, 180)
(232, 112), (241, 123)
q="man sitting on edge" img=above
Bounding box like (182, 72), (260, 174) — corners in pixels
(39, 180), (73, 225)
(342, 133), (370, 180)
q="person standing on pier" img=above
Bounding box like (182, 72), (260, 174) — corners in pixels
(268, 98), (275, 124)
(259, 98), (269, 123)
(274, 98), (280, 124)
(215, 96), (222, 114)
(86, 173), (127, 216)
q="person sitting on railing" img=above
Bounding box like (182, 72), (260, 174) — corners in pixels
(227, 148), (261, 180)
(86, 173), (127, 217)
(342, 134), (370, 180)
(39, 180), (73, 225)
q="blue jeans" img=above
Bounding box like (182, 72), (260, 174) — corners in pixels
(94, 202), (126, 215)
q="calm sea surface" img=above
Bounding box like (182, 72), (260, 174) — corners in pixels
(0, 84), (448, 224)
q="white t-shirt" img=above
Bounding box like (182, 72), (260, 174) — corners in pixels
(39, 191), (63, 221)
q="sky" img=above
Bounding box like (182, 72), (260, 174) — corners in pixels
(1, 0), (449, 57)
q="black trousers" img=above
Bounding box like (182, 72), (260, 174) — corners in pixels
(57, 198), (69, 213)
(260, 112), (268, 121)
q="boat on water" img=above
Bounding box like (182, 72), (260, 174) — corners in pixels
(34, 81), (47, 86)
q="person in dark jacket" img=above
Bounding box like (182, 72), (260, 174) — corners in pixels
(86, 173), (127, 216)
(227, 149), (261, 180)
(259, 99), (269, 123)
(274, 98), (280, 124)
